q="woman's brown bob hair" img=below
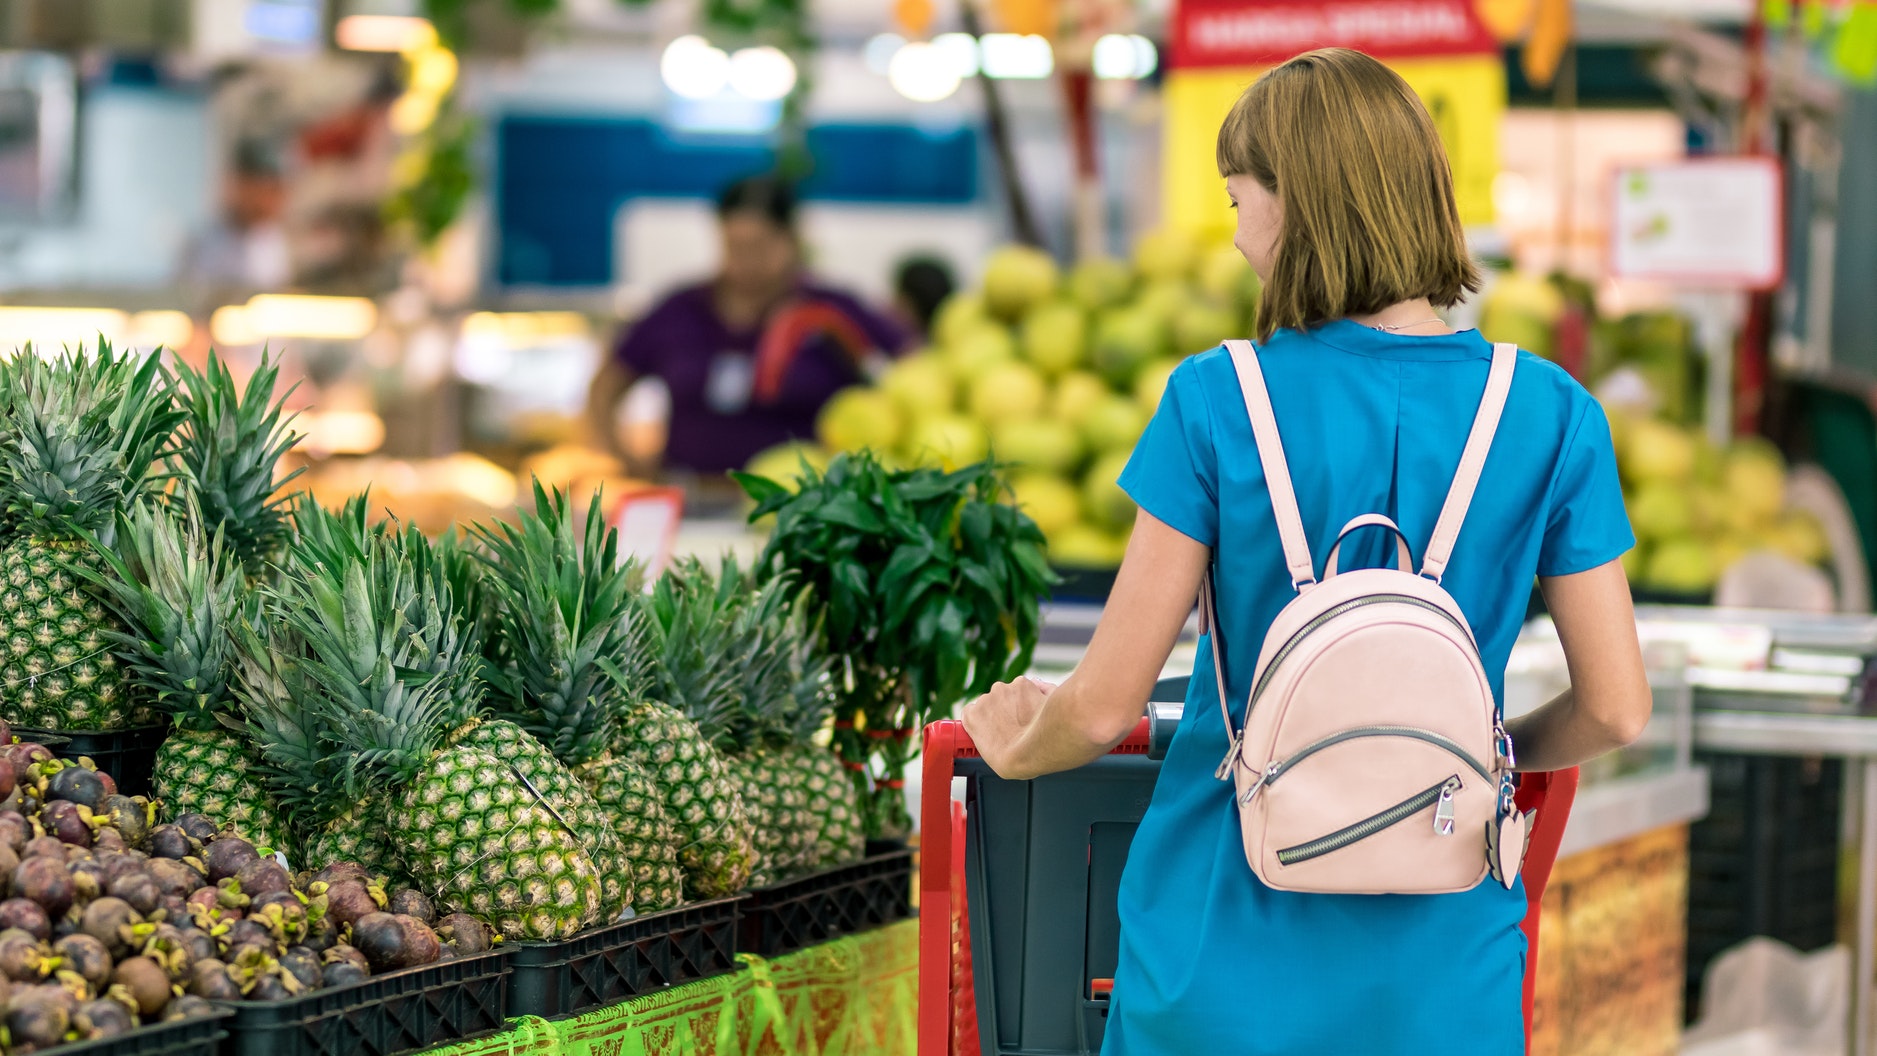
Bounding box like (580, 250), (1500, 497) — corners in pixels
(1218, 48), (1481, 340)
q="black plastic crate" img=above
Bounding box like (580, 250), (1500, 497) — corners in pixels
(47, 1009), (230, 1056)
(507, 896), (741, 1019)
(738, 850), (914, 959)
(13, 724), (166, 798)
(1685, 752), (1844, 1022)
(218, 946), (512, 1056)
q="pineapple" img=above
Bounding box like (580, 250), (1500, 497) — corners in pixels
(74, 503), (288, 851)
(475, 484), (683, 914)
(266, 525), (603, 938)
(170, 350), (303, 578)
(635, 561), (759, 898)
(0, 344), (183, 730)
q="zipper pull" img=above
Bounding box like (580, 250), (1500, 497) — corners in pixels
(1239, 761), (1281, 805)
(1434, 777), (1461, 836)
(1214, 729), (1245, 781)
(1494, 723), (1516, 770)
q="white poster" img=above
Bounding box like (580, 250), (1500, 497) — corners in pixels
(1611, 158), (1783, 290)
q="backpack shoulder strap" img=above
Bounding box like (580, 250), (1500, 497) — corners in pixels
(1421, 342), (1517, 582)
(1223, 340), (1315, 591)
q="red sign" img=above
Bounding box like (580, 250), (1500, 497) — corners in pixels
(1169, 0), (1499, 69)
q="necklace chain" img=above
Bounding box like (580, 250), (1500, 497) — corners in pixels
(1369, 317), (1445, 333)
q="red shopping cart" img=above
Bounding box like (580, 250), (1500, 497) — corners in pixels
(918, 709), (1579, 1056)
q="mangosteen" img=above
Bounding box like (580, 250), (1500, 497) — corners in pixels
(112, 956), (170, 1016)
(0, 814), (31, 853)
(90, 829), (126, 854)
(187, 959), (240, 1001)
(436, 913), (492, 955)
(322, 944), (369, 973)
(321, 960), (367, 988)
(435, 946), (457, 961)
(20, 838), (62, 862)
(223, 918), (275, 956)
(108, 871), (160, 916)
(53, 934), (112, 990)
(202, 838), (258, 884)
(84, 899), (144, 959)
(93, 772), (116, 799)
(249, 973), (292, 1001)
(147, 826), (196, 861)
(234, 858), (291, 900)
(312, 862), (370, 885)
(352, 912), (434, 971)
(0, 844), (20, 881)
(176, 927), (216, 964)
(278, 947), (321, 991)
(173, 815), (217, 842)
(300, 914), (338, 953)
(253, 901), (309, 946)
(0, 934), (45, 982)
(144, 858), (203, 900)
(5, 992), (69, 1050)
(165, 993), (212, 1020)
(386, 889), (435, 924)
(10, 857), (73, 918)
(0, 900), (49, 941)
(38, 802), (92, 848)
(5, 744), (52, 784)
(322, 878), (381, 928)
(0, 763), (15, 803)
(44, 768), (105, 811)
(72, 996), (134, 1039)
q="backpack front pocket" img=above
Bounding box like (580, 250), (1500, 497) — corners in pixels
(1276, 775), (1461, 865)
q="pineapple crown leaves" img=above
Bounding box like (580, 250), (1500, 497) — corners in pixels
(638, 555), (792, 748)
(472, 481), (643, 767)
(223, 613), (351, 831)
(170, 349), (305, 574)
(68, 502), (247, 731)
(0, 341), (186, 540)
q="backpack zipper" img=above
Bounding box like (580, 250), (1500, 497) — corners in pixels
(1275, 775), (1462, 866)
(1239, 725), (1490, 804)
(1217, 593), (1478, 781)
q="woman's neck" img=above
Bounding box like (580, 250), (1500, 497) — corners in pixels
(715, 279), (796, 332)
(1348, 298), (1450, 335)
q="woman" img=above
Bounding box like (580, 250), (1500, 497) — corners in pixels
(961, 49), (1651, 1054)
(586, 176), (911, 477)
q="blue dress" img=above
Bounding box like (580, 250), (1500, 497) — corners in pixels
(1107, 321), (1634, 1056)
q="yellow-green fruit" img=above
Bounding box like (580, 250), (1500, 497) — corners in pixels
(1479, 272), (1564, 361)
(992, 419), (1083, 475)
(1621, 419), (1698, 483)
(1627, 482), (1694, 541)
(1767, 512), (1830, 565)
(1175, 301), (1241, 353)
(1050, 523), (1129, 568)
(1020, 301), (1089, 376)
(745, 442), (828, 486)
(1092, 307), (1167, 387)
(1722, 439), (1787, 524)
(945, 324), (1018, 380)
(1068, 257), (1134, 310)
(1134, 358), (1180, 412)
(904, 414), (990, 468)
(816, 388), (901, 454)
(1136, 281), (1196, 325)
(933, 293), (989, 348)
(982, 245), (1060, 320)
(880, 353), (957, 416)
(1010, 472), (1083, 537)
(1080, 394), (1147, 454)
(1645, 539), (1719, 593)
(1083, 451), (1137, 531)
(1712, 536), (1750, 574)
(1620, 546), (1646, 581)
(969, 361), (1048, 424)
(1198, 245), (1251, 306)
(1052, 371), (1110, 423)
(1134, 228), (1199, 282)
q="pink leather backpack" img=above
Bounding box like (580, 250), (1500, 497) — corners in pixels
(1204, 338), (1528, 895)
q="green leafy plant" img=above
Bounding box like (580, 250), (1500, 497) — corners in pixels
(736, 451), (1056, 836)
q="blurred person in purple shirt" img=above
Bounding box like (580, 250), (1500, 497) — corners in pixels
(586, 176), (912, 478)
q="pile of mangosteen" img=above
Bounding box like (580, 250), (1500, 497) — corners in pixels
(0, 725), (494, 1054)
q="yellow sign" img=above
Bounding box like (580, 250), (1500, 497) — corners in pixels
(1160, 54), (1506, 239)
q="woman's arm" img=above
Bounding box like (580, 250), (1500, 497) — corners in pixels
(961, 509), (1209, 780)
(1505, 560), (1652, 771)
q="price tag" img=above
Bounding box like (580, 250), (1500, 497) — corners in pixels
(609, 486), (685, 576)
(1611, 158), (1784, 290)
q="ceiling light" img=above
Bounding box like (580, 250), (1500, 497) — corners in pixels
(335, 14), (435, 52)
(662, 35), (731, 100)
(888, 41), (963, 102)
(864, 34), (905, 75)
(979, 34), (1052, 79)
(727, 46), (797, 102)
(245, 295), (379, 340)
(128, 310), (194, 349)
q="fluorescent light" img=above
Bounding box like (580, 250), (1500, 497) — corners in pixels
(888, 41), (963, 102)
(1094, 34), (1157, 79)
(1131, 35), (1158, 78)
(932, 33), (981, 78)
(0, 308), (130, 355)
(244, 295), (379, 340)
(728, 46), (797, 102)
(335, 14), (436, 52)
(979, 34), (1052, 79)
(297, 410), (386, 456)
(662, 35), (731, 100)
(864, 34), (905, 75)
(128, 310), (194, 349)
(209, 306), (259, 347)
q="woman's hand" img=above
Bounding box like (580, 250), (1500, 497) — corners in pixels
(961, 677), (1057, 780)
